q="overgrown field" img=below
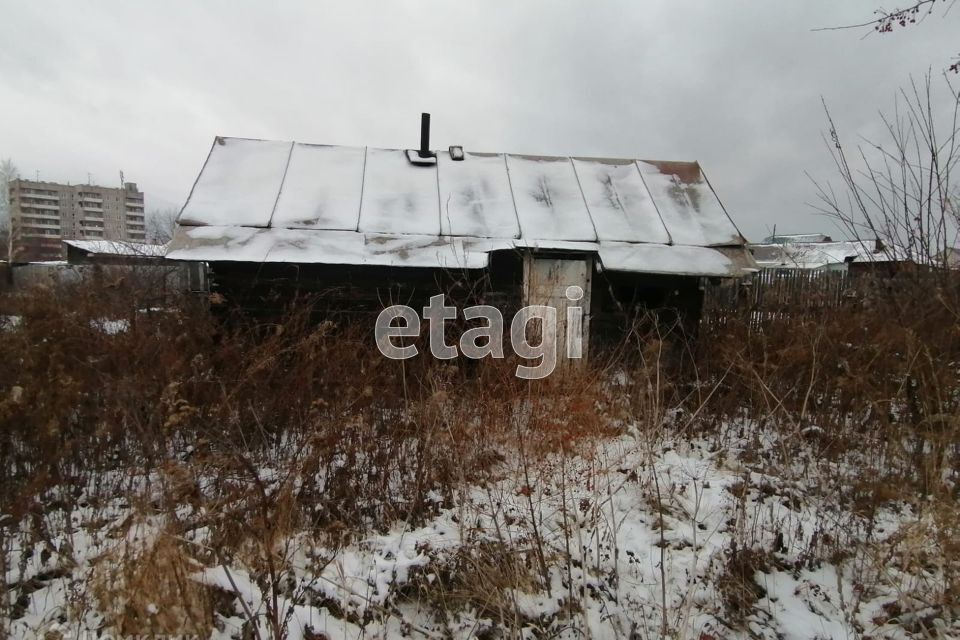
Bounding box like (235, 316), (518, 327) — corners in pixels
(1, 275), (959, 639)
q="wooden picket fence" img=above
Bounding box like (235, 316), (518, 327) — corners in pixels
(703, 269), (853, 329)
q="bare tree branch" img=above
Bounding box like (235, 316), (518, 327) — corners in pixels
(145, 207), (179, 244)
(813, 1), (959, 72)
(813, 0), (951, 32)
(809, 72), (960, 269)
(0, 159), (20, 261)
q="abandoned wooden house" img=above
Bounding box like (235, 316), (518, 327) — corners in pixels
(166, 116), (756, 353)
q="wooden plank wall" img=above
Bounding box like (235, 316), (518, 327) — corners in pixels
(703, 269), (851, 329)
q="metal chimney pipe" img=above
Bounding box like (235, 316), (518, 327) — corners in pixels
(419, 113), (431, 158)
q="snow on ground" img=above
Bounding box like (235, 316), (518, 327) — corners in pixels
(90, 318), (130, 334)
(2, 428), (953, 639)
(2, 315), (131, 334)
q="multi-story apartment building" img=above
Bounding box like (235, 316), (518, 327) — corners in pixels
(7, 179), (146, 261)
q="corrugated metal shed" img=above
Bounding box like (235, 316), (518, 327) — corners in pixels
(168, 137), (753, 277)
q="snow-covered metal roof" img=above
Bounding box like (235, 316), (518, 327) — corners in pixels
(64, 239), (167, 258)
(169, 136), (752, 276)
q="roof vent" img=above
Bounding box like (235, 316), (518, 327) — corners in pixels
(449, 145), (464, 161)
(406, 149), (437, 166)
(406, 112), (437, 166)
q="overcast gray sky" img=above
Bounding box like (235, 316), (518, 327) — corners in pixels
(1, 0), (956, 240)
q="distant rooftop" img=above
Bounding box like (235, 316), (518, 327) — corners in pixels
(749, 239), (906, 270)
(762, 233), (833, 244)
(63, 239), (166, 258)
(11, 177), (142, 192)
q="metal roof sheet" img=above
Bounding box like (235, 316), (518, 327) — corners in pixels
(572, 158), (670, 244)
(506, 154), (597, 242)
(358, 148), (440, 235)
(270, 143), (364, 230)
(179, 138), (290, 227)
(437, 152), (520, 238)
(636, 161), (739, 246)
